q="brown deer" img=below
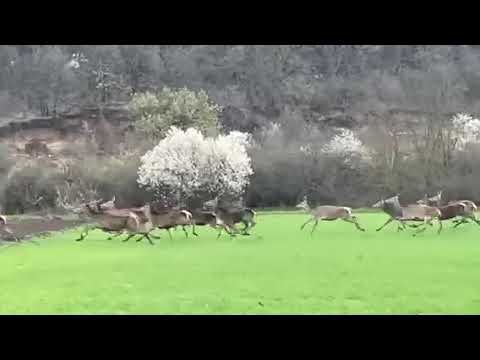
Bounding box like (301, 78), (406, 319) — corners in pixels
(59, 197), (158, 245)
(189, 209), (223, 237)
(373, 195), (442, 235)
(447, 200), (480, 227)
(416, 193), (479, 228)
(203, 197), (256, 239)
(296, 196), (365, 235)
(147, 205), (193, 241)
(129, 203), (223, 240)
(98, 200), (198, 241)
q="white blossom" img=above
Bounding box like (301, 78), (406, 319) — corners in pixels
(299, 144), (313, 156)
(67, 59), (80, 69)
(451, 113), (480, 150)
(262, 122), (282, 137)
(137, 127), (253, 200)
(321, 128), (372, 165)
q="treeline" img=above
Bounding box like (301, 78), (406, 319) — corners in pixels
(3, 45), (480, 127)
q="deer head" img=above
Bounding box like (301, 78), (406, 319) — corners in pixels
(203, 197), (219, 210)
(372, 198), (384, 208)
(373, 194), (399, 208)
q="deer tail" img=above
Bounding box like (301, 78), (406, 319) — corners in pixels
(128, 212), (140, 231)
(180, 210), (193, 222)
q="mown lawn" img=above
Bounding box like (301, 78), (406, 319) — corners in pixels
(1, 212), (480, 314)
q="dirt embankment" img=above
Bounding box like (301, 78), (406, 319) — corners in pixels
(1, 216), (84, 243)
(0, 103), (133, 158)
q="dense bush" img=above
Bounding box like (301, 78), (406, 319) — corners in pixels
(1, 159), (63, 214)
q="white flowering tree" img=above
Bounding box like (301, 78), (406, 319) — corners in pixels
(137, 127), (253, 206)
(321, 128), (372, 162)
(299, 128), (373, 169)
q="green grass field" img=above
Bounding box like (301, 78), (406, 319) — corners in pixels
(1, 212), (480, 314)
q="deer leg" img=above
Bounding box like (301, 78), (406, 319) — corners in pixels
(107, 231), (123, 241)
(394, 220), (407, 232)
(216, 227), (223, 240)
(376, 217), (394, 232)
(144, 233), (155, 246)
(453, 218), (469, 228)
(412, 226), (427, 236)
(227, 226), (236, 238)
(396, 219), (418, 233)
(148, 232), (162, 240)
(437, 219), (443, 235)
(310, 219), (319, 236)
(471, 216), (480, 227)
(404, 221), (422, 230)
(122, 233), (138, 242)
(167, 229), (173, 241)
(412, 219), (429, 236)
(182, 225), (189, 238)
(192, 223), (199, 237)
(241, 221), (250, 235)
(301, 217), (314, 231)
(135, 233), (155, 245)
(76, 225), (94, 241)
(227, 224), (238, 237)
(344, 216), (365, 232)
(463, 214), (480, 227)
(427, 218), (435, 227)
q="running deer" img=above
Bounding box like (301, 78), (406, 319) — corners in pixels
(203, 197), (256, 239)
(447, 200), (480, 227)
(58, 197), (158, 245)
(148, 204), (194, 240)
(295, 196), (365, 235)
(373, 195), (443, 235)
(101, 200), (201, 241)
(416, 193), (479, 228)
(372, 194), (407, 232)
(189, 209), (223, 237)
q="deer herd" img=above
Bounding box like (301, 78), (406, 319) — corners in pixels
(0, 189), (478, 245)
(297, 190), (478, 237)
(45, 195), (257, 245)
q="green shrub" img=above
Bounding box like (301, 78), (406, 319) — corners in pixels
(128, 87), (221, 139)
